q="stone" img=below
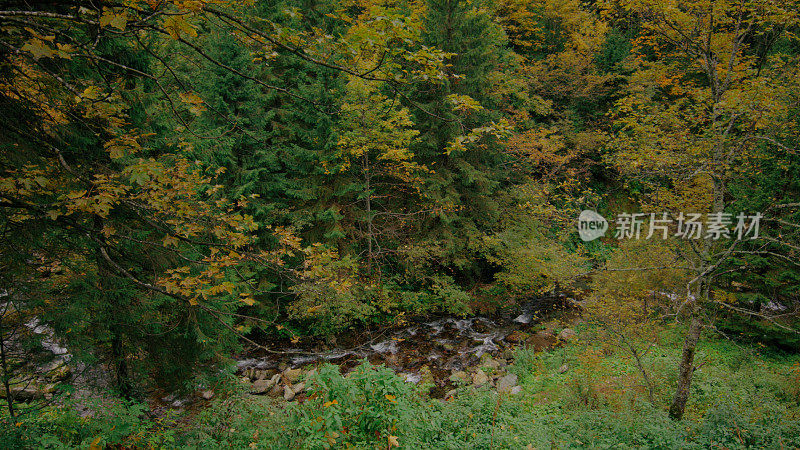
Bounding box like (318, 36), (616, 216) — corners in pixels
(558, 364), (569, 374)
(557, 328), (576, 341)
(449, 370), (469, 384)
(268, 383), (282, 398)
(472, 369), (489, 386)
(505, 330), (530, 344)
(201, 390), (214, 400)
(509, 386), (522, 395)
(283, 385), (296, 401)
(496, 373), (518, 393)
(283, 368), (302, 384)
(250, 378), (276, 395)
(46, 363), (72, 382)
(292, 382), (305, 394)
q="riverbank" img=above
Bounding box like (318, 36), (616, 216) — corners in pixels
(3, 320), (799, 448)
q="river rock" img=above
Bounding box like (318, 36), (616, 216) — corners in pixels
(283, 368), (302, 383)
(46, 363), (72, 382)
(283, 385), (295, 401)
(449, 370), (469, 384)
(480, 354), (501, 370)
(419, 365), (435, 387)
(558, 364), (569, 374)
(496, 373), (518, 392)
(558, 328), (576, 341)
(251, 377), (276, 395)
(472, 369), (489, 386)
(505, 330), (530, 344)
(268, 383), (282, 398)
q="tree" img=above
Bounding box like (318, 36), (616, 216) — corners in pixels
(602, 0), (800, 419)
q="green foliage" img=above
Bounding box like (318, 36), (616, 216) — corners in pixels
(0, 399), (177, 449)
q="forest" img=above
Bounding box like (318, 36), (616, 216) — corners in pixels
(0, 0), (799, 448)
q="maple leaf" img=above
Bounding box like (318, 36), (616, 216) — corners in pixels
(164, 16), (198, 40)
(99, 8), (128, 30)
(22, 39), (55, 59)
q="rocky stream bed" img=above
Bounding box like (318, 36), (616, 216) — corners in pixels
(233, 295), (581, 402)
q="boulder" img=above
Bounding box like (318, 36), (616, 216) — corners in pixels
(283, 368), (302, 384)
(496, 373), (518, 393)
(479, 354), (501, 370)
(283, 385), (296, 401)
(472, 369), (489, 386)
(46, 363), (72, 382)
(250, 378), (275, 395)
(557, 328), (576, 341)
(449, 370), (469, 384)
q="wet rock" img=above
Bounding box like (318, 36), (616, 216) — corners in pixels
(557, 328), (576, 341)
(558, 364), (569, 374)
(480, 354), (501, 370)
(283, 368), (302, 384)
(497, 373), (518, 393)
(283, 385), (295, 401)
(505, 330), (530, 344)
(472, 369), (489, 386)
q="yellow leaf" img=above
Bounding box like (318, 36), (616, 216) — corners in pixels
(239, 293), (256, 306)
(306, 305), (322, 314)
(162, 235), (179, 247)
(388, 435), (400, 447)
(384, 394), (396, 403)
(323, 399), (338, 407)
(164, 16), (198, 40)
(89, 436), (102, 450)
(67, 190), (86, 199)
(99, 8), (128, 30)
(22, 39), (55, 59)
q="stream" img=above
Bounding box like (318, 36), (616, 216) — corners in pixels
(236, 294), (579, 398)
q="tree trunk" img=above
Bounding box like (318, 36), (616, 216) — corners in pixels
(94, 216), (133, 399)
(668, 314), (702, 420)
(0, 309), (15, 418)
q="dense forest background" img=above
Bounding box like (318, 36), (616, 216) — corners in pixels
(1, 0), (799, 447)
